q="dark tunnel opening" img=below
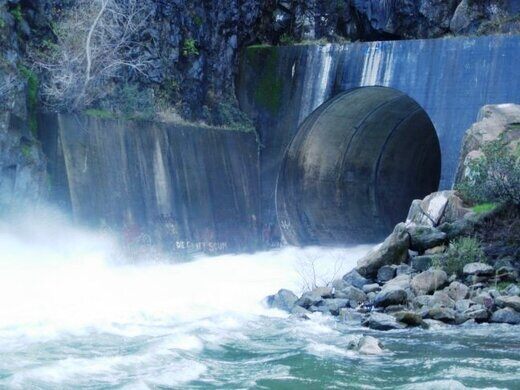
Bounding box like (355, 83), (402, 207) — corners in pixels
(276, 86), (441, 245)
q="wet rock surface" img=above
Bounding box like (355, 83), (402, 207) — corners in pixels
(268, 190), (519, 333)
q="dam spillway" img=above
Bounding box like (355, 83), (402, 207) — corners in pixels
(276, 87), (441, 245)
(238, 35), (520, 239)
(18, 35), (519, 251)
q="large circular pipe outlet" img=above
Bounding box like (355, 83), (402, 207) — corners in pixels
(276, 86), (441, 245)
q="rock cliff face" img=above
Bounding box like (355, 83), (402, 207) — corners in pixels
(0, 113), (47, 210)
(1, 0), (518, 121)
(455, 103), (520, 185)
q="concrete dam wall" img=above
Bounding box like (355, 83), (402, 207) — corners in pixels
(38, 115), (260, 253)
(237, 35), (520, 236)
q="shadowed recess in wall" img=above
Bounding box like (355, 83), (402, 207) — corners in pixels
(276, 86), (441, 245)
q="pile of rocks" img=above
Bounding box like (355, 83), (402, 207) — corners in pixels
(267, 191), (520, 329)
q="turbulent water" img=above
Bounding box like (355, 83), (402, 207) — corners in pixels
(1, 210), (519, 389)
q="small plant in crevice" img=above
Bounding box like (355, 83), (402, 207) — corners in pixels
(182, 38), (199, 57)
(444, 236), (486, 276)
(10, 4), (23, 23)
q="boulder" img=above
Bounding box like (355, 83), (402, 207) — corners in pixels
(495, 296), (520, 312)
(455, 299), (473, 312)
(312, 286), (334, 298)
(444, 281), (469, 301)
(267, 289), (298, 312)
(384, 274), (412, 290)
(374, 286), (408, 308)
(377, 265), (396, 283)
(290, 305), (311, 316)
(463, 262), (494, 276)
(357, 336), (384, 355)
(319, 298), (350, 315)
(339, 308), (364, 322)
(395, 264), (412, 275)
(295, 291), (323, 309)
(406, 191), (469, 227)
(392, 311), (424, 326)
(362, 312), (407, 331)
(438, 218), (475, 240)
(363, 283), (381, 294)
(342, 269), (369, 289)
(455, 104), (520, 185)
(463, 304), (489, 322)
(411, 255), (436, 272)
(504, 284), (520, 296)
(472, 292), (494, 309)
(415, 291), (455, 309)
(356, 223), (410, 277)
(490, 308), (520, 324)
(335, 286), (367, 305)
(428, 306), (456, 323)
(411, 269), (448, 295)
(407, 225), (447, 253)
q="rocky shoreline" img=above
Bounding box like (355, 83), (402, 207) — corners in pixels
(267, 190), (520, 334)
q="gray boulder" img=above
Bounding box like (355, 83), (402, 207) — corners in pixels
(319, 298), (350, 316)
(356, 223), (410, 277)
(407, 225), (447, 253)
(455, 299), (473, 312)
(428, 306), (456, 323)
(410, 255), (440, 272)
(392, 311), (424, 327)
(362, 312), (407, 331)
(463, 262), (494, 276)
(267, 289), (298, 312)
(385, 274), (412, 290)
(312, 286), (334, 298)
(357, 336), (384, 355)
(342, 269), (369, 289)
(463, 304), (489, 322)
(406, 191), (460, 227)
(374, 286), (408, 308)
(415, 291), (455, 309)
(444, 281), (469, 301)
(295, 291), (323, 309)
(395, 264), (412, 275)
(495, 296), (520, 312)
(490, 308), (520, 324)
(363, 283), (381, 294)
(377, 265), (397, 283)
(339, 308), (364, 323)
(504, 284), (520, 296)
(336, 286), (368, 306)
(411, 269), (448, 295)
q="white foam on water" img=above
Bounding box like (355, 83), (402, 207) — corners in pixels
(0, 207), (372, 387)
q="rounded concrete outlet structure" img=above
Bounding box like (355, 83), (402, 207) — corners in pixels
(276, 86), (441, 245)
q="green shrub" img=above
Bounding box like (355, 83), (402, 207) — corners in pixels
(456, 140), (520, 206)
(10, 4), (23, 23)
(182, 38), (199, 57)
(444, 237), (486, 276)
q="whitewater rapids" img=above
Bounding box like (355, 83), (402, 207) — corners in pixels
(1, 208), (519, 389)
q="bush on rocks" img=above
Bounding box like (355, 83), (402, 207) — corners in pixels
(444, 236), (486, 276)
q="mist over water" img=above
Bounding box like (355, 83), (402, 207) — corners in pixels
(1, 209), (519, 389)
